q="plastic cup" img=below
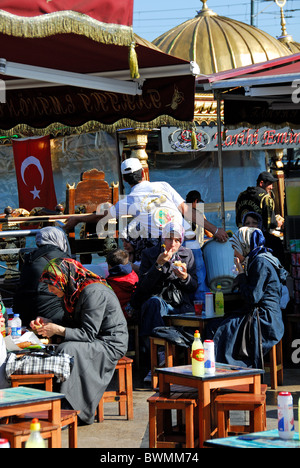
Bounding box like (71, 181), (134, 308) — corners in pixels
(194, 300), (203, 316)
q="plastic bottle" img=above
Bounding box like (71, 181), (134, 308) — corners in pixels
(11, 314), (22, 340)
(0, 312), (5, 338)
(215, 285), (224, 316)
(6, 316), (13, 336)
(0, 438), (10, 448)
(25, 419), (46, 448)
(278, 392), (295, 440)
(204, 340), (215, 375)
(191, 330), (204, 377)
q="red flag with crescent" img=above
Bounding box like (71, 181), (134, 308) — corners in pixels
(12, 136), (57, 211)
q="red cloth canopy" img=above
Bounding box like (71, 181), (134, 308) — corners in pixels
(0, 1), (196, 136)
(0, 0), (134, 27)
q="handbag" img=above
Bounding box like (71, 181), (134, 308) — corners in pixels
(160, 282), (183, 308)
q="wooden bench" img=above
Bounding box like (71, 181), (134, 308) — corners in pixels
(214, 393), (266, 438)
(147, 391), (198, 448)
(95, 356), (133, 422)
(265, 340), (283, 389)
(0, 420), (60, 448)
(150, 336), (191, 390)
(18, 410), (80, 448)
(10, 373), (55, 392)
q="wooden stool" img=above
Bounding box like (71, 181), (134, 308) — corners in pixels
(214, 384), (268, 431)
(18, 410), (80, 448)
(95, 356), (133, 422)
(10, 373), (55, 392)
(264, 340), (283, 389)
(150, 336), (191, 390)
(0, 420), (60, 448)
(147, 391), (198, 448)
(214, 393), (266, 438)
(126, 322), (140, 369)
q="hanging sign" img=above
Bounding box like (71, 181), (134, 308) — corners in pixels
(161, 125), (300, 153)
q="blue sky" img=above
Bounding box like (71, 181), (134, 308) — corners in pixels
(133, 0), (300, 43)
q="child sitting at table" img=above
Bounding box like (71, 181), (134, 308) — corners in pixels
(106, 249), (139, 320)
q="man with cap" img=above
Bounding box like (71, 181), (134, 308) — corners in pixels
(64, 157), (228, 243)
(235, 171), (284, 233)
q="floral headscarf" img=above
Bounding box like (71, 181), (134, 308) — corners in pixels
(40, 258), (111, 314)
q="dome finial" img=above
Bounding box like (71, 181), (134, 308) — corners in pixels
(276, 0), (293, 43)
(197, 0), (216, 17)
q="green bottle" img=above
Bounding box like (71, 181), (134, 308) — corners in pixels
(215, 285), (224, 316)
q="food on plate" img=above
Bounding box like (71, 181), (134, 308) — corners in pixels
(16, 341), (34, 349)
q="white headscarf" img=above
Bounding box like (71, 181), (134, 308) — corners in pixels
(35, 226), (71, 256)
(230, 226), (258, 257)
(162, 221), (185, 243)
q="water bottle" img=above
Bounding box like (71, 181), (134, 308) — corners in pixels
(191, 330), (204, 377)
(6, 317), (13, 336)
(25, 419), (46, 448)
(278, 392), (295, 440)
(11, 314), (22, 340)
(0, 438), (10, 448)
(215, 285), (224, 316)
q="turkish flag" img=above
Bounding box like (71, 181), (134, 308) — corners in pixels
(12, 136), (57, 211)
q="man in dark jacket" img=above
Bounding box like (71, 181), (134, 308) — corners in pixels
(131, 222), (197, 344)
(235, 171), (284, 233)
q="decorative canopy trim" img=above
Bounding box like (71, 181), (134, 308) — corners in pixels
(0, 116), (194, 141)
(0, 9), (134, 46)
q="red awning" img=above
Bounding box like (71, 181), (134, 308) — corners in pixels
(0, 0), (134, 25)
(196, 53), (300, 128)
(0, 2), (196, 136)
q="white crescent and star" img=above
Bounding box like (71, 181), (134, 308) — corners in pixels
(20, 156), (45, 200)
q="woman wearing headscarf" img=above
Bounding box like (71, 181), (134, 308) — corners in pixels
(13, 226), (72, 326)
(31, 257), (128, 425)
(242, 211), (285, 265)
(205, 226), (288, 368)
(131, 222), (197, 351)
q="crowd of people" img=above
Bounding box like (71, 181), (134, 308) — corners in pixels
(0, 159), (289, 426)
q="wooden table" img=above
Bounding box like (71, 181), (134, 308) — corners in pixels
(157, 363), (264, 448)
(164, 312), (223, 336)
(0, 386), (63, 448)
(204, 429), (300, 448)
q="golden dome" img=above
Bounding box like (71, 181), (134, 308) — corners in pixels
(152, 0), (291, 75)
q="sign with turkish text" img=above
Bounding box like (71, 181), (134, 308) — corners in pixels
(161, 125), (300, 153)
(12, 136), (57, 211)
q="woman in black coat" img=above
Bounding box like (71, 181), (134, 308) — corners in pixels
(206, 227), (288, 368)
(31, 257), (128, 425)
(13, 226), (72, 326)
(131, 222), (198, 338)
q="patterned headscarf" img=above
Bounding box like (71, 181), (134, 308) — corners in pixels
(40, 258), (110, 314)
